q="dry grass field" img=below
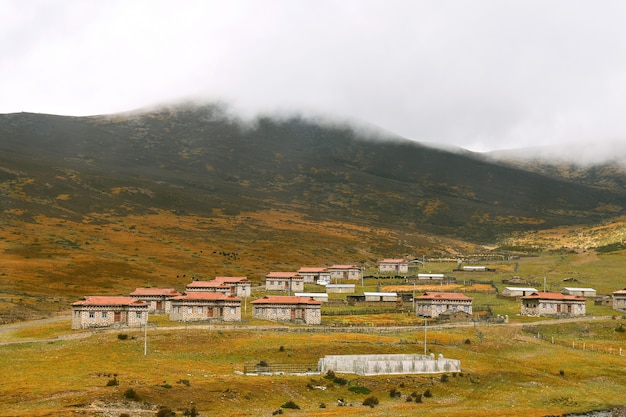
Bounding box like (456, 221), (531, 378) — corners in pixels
(2, 317), (626, 417)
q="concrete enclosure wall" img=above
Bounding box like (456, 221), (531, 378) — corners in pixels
(319, 353), (461, 376)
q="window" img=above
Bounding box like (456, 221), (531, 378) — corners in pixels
(188, 307), (193, 314)
(136, 312), (142, 319)
(89, 312), (94, 319)
(102, 312), (107, 318)
(198, 307), (203, 314)
(230, 307), (235, 314)
(272, 308), (277, 314)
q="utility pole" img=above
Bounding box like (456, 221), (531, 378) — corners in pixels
(144, 311), (148, 356)
(424, 318), (427, 355)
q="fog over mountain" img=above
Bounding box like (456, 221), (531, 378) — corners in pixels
(3, 1), (626, 155)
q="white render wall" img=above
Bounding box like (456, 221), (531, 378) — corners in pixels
(319, 353), (460, 376)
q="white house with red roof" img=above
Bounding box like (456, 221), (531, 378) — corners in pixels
(328, 264), (362, 281)
(297, 267), (331, 284)
(612, 289), (626, 311)
(72, 296), (148, 330)
(170, 292), (241, 322)
(414, 292), (473, 318)
(520, 292), (586, 317)
(265, 272), (304, 292)
(130, 288), (181, 314)
(251, 296), (322, 324)
(186, 277), (251, 297)
(378, 259), (408, 274)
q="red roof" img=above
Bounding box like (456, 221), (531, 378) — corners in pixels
(173, 293), (240, 301)
(73, 296), (147, 306)
(521, 292), (585, 301)
(130, 288), (180, 296)
(251, 296), (322, 306)
(265, 272), (303, 279)
(613, 289), (626, 295)
(297, 267), (329, 273)
(186, 281), (229, 289)
(414, 292), (472, 301)
(214, 277), (250, 283)
(328, 264), (360, 269)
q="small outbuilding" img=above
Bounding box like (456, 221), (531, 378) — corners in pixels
(364, 292), (398, 302)
(501, 287), (538, 298)
(325, 284), (355, 294)
(294, 292), (329, 302)
(561, 287), (597, 297)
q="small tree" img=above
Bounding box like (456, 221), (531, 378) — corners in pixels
(123, 388), (139, 401)
(281, 400), (300, 410)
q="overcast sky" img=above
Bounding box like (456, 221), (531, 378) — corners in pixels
(2, 0), (626, 152)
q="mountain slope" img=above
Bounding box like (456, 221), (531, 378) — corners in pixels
(1, 104), (625, 242)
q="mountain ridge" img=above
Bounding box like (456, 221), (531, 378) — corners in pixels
(1, 104), (625, 243)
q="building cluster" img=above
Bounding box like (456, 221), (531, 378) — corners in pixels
(70, 258), (626, 330)
(71, 264), (363, 330)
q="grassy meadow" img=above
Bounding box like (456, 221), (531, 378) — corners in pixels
(2, 317), (626, 416)
(3, 208), (626, 415)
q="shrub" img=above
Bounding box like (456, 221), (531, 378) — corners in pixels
(333, 376), (348, 386)
(177, 379), (190, 386)
(117, 333), (129, 340)
(616, 324), (625, 333)
(362, 396), (379, 408)
(279, 345), (285, 352)
(348, 386), (371, 395)
(559, 370), (565, 377)
(319, 403), (326, 409)
(389, 388), (401, 398)
(123, 388), (139, 400)
(272, 409), (283, 415)
(405, 395), (413, 402)
(424, 388), (433, 398)
(106, 377), (119, 386)
(414, 393), (422, 403)
(155, 407), (174, 417)
(441, 374), (449, 382)
(324, 370), (336, 380)
(281, 400), (300, 410)
(464, 338), (472, 345)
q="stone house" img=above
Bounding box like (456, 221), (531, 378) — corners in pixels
(378, 259), (409, 274)
(130, 288), (181, 313)
(72, 296), (148, 330)
(612, 289), (626, 311)
(186, 277), (251, 297)
(297, 267), (331, 284)
(294, 292), (329, 302)
(265, 272), (304, 292)
(328, 264), (362, 281)
(414, 292), (473, 318)
(170, 292), (241, 322)
(251, 296), (322, 324)
(520, 292), (586, 317)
